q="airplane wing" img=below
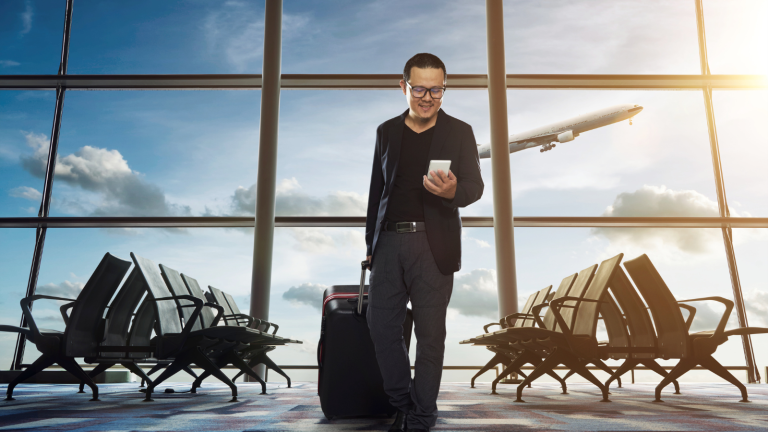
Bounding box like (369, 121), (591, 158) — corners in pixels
(510, 131), (567, 153)
(511, 135), (554, 148)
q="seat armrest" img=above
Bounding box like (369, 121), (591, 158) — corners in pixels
(484, 322), (501, 333)
(677, 304), (697, 331)
(59, 301), (76, 325)
(547, 297), (608, 336)
(503, 313), (533, 328)
(20, 295), (78, 340)
(0, 325), (33, 338)
(205, 302), (225, 326)
(222, 313), (254, 327)
(530, 304), (549, 328)
(257, 320), (274, 333)
(677, 296), (733, 337)
(268, 322), (279, 335)
(155, 295), (204, 342)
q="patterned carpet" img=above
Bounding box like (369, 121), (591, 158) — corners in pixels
(1, 381), (767, 431)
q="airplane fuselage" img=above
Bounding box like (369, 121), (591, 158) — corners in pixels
(477, 103), (643, 158)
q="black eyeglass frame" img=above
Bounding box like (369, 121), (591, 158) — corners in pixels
(405, 81), (447, 99)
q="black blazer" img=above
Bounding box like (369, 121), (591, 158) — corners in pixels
(366, 109), (484, 275)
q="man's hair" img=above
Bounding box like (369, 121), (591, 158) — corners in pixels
(403, 53), (446, 85)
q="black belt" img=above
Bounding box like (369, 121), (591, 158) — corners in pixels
(383, 221), (426, 233)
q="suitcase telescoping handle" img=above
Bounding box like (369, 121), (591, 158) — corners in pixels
(358, 260), (371, 315)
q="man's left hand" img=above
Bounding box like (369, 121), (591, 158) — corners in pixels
(424, 170), (457, 200)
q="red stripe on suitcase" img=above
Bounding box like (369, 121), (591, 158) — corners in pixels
(321, 293), (360, 316)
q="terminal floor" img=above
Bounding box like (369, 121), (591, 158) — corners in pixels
(1, 381), (767, 431)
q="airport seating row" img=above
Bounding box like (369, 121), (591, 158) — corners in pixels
(461, 253), (768, 402)
(0, 252), (301, 402)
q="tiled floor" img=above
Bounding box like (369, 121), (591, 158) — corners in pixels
(1, 381), (767, 431)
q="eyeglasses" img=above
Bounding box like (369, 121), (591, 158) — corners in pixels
(406, 82), (446, 99)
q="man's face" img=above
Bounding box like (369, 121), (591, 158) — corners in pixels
(400, 66), (444, 122)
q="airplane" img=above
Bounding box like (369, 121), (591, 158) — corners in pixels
(477, 103), (643, 158)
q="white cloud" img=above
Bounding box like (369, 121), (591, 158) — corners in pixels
(20, 1), (33, 36)
(203, 2), (309, 73)
(282, 283), (328, 310)
(448, 268), (499, 319)
(745, 290), (768, 328)
(228, 178), (366, 249)
(290, 229), (336, 253)
(675, 292), (768, 334)
(592, 185), (726, 254)
(9, 186), (41, 201)
(232, 177), (367, 216)
(0, 60), (20, 67)
(19, 131), (191, 217)
(463, 231), (490, 248)
(36, 280), (84, 302)
(288, 228), (364, 254)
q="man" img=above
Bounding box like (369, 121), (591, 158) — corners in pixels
(365, 53), (484, 432)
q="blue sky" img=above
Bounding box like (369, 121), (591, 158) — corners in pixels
(1, 0), (767, 382)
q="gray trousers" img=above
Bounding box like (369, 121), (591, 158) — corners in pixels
(367, 231), (453, 429)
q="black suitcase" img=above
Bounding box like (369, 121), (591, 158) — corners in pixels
(317, 261), (413, 420)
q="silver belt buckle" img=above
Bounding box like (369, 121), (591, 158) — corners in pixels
(396, 222), (416, 233)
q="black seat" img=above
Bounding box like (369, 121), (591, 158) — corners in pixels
(208, 285), (294, 388)
(130, 253), (287, 401)
(159, 264), (280, 395)
(0, 253), (132, 401)
(78, 266), (156, 392)
(622, 254), (768, 402)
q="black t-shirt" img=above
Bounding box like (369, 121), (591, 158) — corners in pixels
(386, 124), (435, 222)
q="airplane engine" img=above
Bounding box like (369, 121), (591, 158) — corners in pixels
(557, 130), (574, 143)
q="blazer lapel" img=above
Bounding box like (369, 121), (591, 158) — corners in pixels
(386, 110), (408, 195)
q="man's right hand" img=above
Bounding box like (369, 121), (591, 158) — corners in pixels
(366, 256), (372, 265)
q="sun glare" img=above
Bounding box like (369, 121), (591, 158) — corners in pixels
(705, 0), (768, 76)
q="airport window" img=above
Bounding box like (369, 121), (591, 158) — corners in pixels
(274, 90), (491, 216)
(68, 0), (266, 74)
(700, 0), (768, 74)
(0, 1), (65, 74)
(0, 0), (765, 386)
(712, 90), (768, 216)
(49, 91), (261, 217)
(504, 90), (717, 217)
(0, 229), (36, 368)
(502, 1), (701, 74)
(0, 91), (57, 217)
(280, 1), (488, 74)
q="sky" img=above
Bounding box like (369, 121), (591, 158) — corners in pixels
(1, 0), (767, 384)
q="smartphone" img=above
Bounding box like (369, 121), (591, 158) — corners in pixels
(427, 160), (452, 182)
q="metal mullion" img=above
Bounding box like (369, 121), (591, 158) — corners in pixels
(11, 0), (74, 371)
(2, 216), (768, 229)
(0, 74), (765, 91)
(695, 0), (758, 383)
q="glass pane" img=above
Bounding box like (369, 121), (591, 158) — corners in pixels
(703, 0), (768, 75)
(269, 227), (501, 382)
(503, 90), (718, 218)
(274, 90), (491, 217)
(0, 0), (64, 74)
(506, 228), (744, 383)
(42, 91), (259, 217)
(282, 0), (487, 74)
(68, 0), (265, 74)
(503, 0), (700, 74)
(0, 90), (56, 216)
(23, 227), (257, 367)
(269, 226), (744, 383)
(713, 90), (768, 216)
(732, 228), (768, 375)
(0, 229), (36, 368)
